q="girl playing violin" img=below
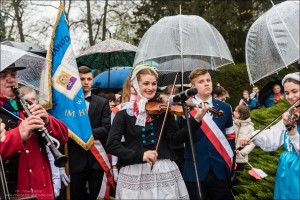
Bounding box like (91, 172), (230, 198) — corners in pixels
(239, 72), (300, 199)
(106, 64), (207, 199)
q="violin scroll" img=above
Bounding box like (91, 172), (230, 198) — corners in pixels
(185, 102), (224, 118)
(286, 104), (300, 131)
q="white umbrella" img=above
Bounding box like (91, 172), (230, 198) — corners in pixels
(246, 1), (299, 85)
(134, 15), (234, 72)
(0, 45), (50, 105)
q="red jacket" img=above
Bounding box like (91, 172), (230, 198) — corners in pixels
(0, 114), (68, 199)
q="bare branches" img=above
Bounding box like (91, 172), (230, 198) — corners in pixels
(0, 10), (16, 20)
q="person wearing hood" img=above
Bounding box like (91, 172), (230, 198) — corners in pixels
(233, 105), (255, 171)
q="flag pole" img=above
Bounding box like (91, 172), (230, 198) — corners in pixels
(64, 144), (71, 200)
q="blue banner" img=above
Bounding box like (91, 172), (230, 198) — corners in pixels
(48, 5), (93, 150)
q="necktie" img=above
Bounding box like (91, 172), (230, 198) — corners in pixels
(9, 99), (19, 110)
(85, 96), (91, 102)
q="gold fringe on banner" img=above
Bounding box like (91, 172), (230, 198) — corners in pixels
(44, 5), (65, 110)
(69, 130), (94, 150)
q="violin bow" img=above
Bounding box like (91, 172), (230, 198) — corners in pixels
(154, 72), (179, 153)
(237, 98), (300, 151)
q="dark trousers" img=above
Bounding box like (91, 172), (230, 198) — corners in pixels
(70, 169), (104, 200)
(173, 147), (185, 175)
(186, 169), (231, 200)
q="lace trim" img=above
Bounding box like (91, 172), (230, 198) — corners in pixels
(118, 169), (183, 190)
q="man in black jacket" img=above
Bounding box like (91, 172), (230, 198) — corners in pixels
(68, 66), (111, 200)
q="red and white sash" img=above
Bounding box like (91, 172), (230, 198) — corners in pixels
(190, 109), (234, 171)
(90, 140), (115, 199)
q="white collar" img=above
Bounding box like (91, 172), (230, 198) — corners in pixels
(193, 95), (213, 106)
(85, 92), (91, 98)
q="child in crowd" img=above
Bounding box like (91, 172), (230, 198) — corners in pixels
(233, 105), (255, 171)
(98, 91), (116, 110)
(239, 90), (259, 110)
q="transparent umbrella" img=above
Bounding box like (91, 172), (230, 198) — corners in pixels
(1, 40), (47, 57)
(133, 14), (234, 85)
(0, 45), (51, 105)
(246, 1), (299, 85)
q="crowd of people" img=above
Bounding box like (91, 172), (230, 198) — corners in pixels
(0, 61), (299, 200)
(238, 83), (287, 111)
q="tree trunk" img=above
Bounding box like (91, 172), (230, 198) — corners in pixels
(101, 0), (108, 41)
(12, 0), (24, 41)
(86, 0), (94, 45)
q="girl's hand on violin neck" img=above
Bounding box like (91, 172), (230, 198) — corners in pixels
(143, 150), (158, 165)
(194, 102), (208, 123)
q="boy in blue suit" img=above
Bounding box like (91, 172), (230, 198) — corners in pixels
(181, 68), (236, 200)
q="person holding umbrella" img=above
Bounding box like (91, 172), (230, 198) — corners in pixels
(106, 64), (207, 199)
(239, 72), (300, 199)
(0, 64), (68, 199)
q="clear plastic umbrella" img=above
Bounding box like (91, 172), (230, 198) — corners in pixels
(133, 14), (234, 82)
(1, 40), (47, 57)
(1, 45), (51, 105)
(246, 1), (299, 85)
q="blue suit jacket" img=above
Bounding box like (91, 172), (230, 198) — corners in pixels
(179, 98), (236, 182)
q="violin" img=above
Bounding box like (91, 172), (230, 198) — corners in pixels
(285, 103), (300, 131)
(146, 101), (188, 115)
(145, 96), (224, 117)
(237, 98), (300, 151)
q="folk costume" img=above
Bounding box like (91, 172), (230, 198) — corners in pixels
(251, 115), (300, 199)
(0, 96), (68, 200)
(251, 72), (300, 199)
(106, 64), (201, 199)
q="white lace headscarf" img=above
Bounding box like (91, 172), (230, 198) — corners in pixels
(129, 64), (158, 126)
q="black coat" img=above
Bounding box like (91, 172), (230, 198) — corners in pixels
(106, 109), (201, 167)
(68, 94), (111, 173)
